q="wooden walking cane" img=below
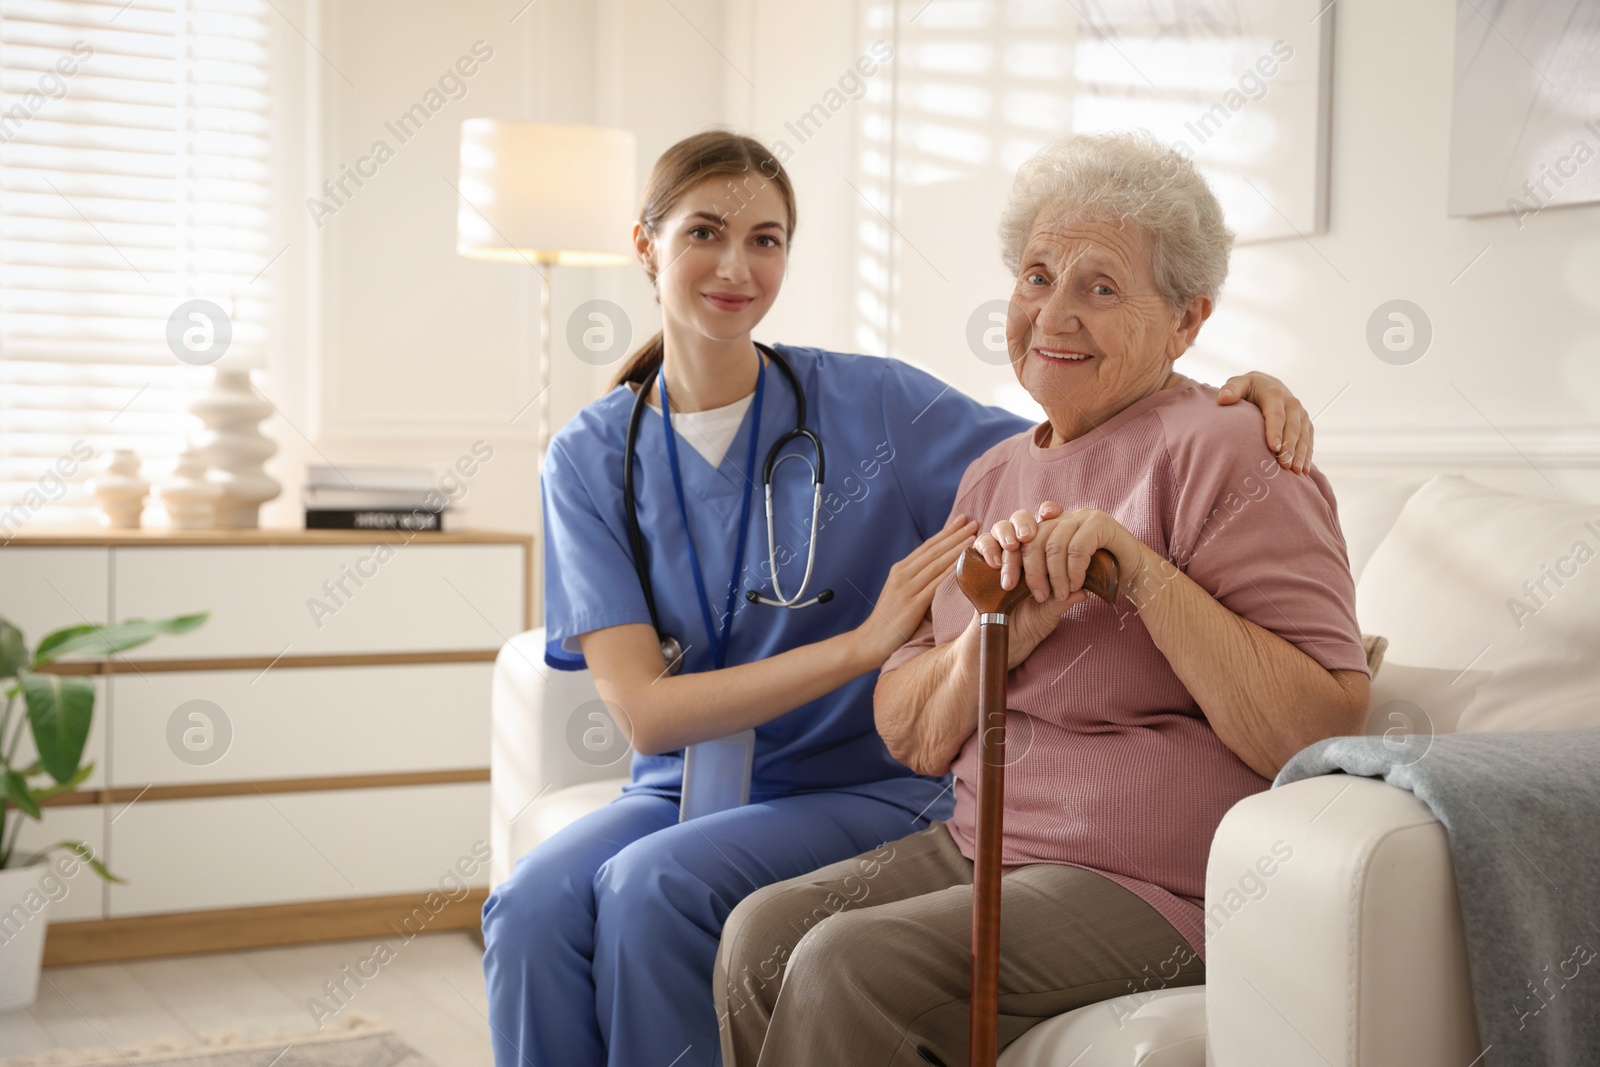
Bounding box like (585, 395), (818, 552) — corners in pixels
(956, 544), (1121, 1067)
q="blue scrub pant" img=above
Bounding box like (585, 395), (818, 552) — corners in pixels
(481, 786), (941, 1067)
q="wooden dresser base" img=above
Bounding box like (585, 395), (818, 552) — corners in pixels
(43, 888), (491, 966)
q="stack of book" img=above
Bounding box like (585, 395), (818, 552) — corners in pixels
(303, 465), (447, 531)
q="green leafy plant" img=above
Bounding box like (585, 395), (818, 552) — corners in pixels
(1, 611), (209, 876)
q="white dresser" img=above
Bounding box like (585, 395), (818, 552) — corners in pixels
(0, 528), (530, 964)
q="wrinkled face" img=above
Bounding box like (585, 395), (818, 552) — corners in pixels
(635, 175), (789, 345)
(1006, 208), (1205, 438)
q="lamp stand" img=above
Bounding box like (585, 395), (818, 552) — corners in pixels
(537, 262), (553, 475)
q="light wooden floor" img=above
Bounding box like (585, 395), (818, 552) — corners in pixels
(0, 933), (492, 1067)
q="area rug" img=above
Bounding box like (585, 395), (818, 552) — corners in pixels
(0, 1015), (437, 1067)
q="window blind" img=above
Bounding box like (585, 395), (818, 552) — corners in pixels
(0, 0), (273, 533)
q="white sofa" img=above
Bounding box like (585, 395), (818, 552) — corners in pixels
(490, 471), (1600, 1065)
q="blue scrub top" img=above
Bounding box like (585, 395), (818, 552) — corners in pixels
(539, 344), (1031, 800)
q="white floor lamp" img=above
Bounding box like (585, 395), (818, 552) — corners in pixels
(455, 120), (637, 468)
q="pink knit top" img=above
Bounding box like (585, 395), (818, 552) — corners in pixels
(882, 376), (1368, 962)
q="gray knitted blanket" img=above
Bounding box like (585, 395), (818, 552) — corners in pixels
(1275, 729), (1600, 1067)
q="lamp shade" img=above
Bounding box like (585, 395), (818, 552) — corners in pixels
(456, 120), (637, 266)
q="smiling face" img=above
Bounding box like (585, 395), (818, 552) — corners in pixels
(634, 174), (789, 346)
(1006, 208), (1211, 444)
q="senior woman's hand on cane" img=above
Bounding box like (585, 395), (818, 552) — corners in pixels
(977, 502), (1154, 609)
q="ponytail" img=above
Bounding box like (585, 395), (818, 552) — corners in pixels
(610, 331), (664, 391)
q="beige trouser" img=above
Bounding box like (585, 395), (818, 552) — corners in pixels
(714, 822), (1205, 1067)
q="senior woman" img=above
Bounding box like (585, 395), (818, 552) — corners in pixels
(711, 129), (1371, 1067)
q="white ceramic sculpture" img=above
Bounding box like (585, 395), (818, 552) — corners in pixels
(190, 368), (280, 529)
(88, 450), (149, 529)
(155, 445), (223, 530)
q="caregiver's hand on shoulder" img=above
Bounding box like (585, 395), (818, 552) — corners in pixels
(856, 513), (979, 662)
(1217, 371), (1315, 475)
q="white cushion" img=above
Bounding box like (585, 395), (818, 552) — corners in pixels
(490, 627), (633, 886)
(519, 778), (628, 852)
(1355, 474), (1600, 735)
(997, 988), (1206, 1067)
(1322, 471), (1427, 582)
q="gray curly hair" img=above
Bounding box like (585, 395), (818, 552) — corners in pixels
(997, 130), (1235, 315)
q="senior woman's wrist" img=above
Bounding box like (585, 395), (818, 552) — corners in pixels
(1112, 540), (1200, 634)
(899, 620), (982, 775)
(921, 620), (979, 771)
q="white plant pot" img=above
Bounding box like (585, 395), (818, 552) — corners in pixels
(0, 858), (51, 1010)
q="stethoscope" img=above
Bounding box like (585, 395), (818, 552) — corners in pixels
(623, 342), (830, 675)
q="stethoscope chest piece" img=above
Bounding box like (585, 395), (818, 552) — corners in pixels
(659, 633), (684, 676)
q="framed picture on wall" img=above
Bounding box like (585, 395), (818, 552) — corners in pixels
(877, 0), (1336, 251)
(1447, 0), (1600, 221)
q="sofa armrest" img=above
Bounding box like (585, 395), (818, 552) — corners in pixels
(1204, 775), (1481, 1067)
(489, 627), (630, 884)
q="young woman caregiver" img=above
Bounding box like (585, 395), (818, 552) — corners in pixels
(480, 130), (1318, 1067)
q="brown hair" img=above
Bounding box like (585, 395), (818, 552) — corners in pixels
(609, 129), (798, 391)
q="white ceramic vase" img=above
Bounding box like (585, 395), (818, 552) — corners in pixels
(156, 445), (223, 530)
(88, 449), (149, 529)
(189, 368), (281, 529)
(0, 859), (51, 1010)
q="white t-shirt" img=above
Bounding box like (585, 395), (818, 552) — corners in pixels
(635, 386), (755, 468)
